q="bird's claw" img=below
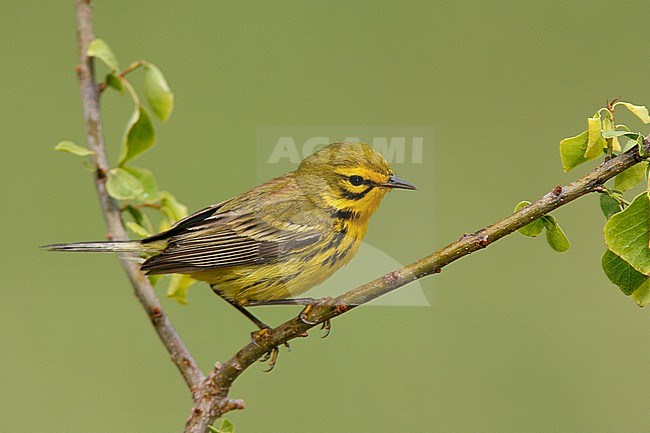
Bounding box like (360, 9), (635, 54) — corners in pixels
(251, 327), (291, 372)
(258, 341), (291, 372)
(299, 304), (317, 325)
(299, 304), (332, 337)
(320, 319), (332, 338)
(250, 327), (271, 347)
(261, 347), (279, 371)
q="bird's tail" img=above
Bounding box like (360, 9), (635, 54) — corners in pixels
(40, 240), (150, 253)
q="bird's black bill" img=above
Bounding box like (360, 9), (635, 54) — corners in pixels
(383, 175), (417, 190)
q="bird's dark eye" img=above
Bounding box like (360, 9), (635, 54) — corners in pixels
(348, 175), (364, 186)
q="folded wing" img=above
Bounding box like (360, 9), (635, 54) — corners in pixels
(141, 198), (326, 275)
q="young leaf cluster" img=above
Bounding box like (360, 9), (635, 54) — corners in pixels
(56, 38), (195, 303)
(514, 201), (570, 252)
(560, 101), (648, 172)
(559, 101), (650, 306)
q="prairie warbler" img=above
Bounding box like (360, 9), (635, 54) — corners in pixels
(44, 142), (416, 330)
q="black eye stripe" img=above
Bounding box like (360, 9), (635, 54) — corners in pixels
(340, 185), (374, 200)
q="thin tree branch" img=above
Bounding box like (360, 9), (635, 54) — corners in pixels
(75, 0), (204, 393)
(184, 141), (649, 431)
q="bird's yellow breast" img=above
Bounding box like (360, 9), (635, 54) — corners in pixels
(191, 218), (368, 306)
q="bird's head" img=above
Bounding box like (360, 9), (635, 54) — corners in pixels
(295, 142), (416, 219)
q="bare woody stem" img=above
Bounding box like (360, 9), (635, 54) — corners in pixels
(75, 0), (203, 393)
(184, 141), (649, 431)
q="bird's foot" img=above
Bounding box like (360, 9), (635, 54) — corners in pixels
(299, 303), (333, 338)
(260, 346), (279, 372)
(251, 327), (290, 372)
(298, 304), (315, 324)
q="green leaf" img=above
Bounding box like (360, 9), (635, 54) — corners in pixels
(123, 204), (145, 225)
(219, 419), (234, 433)
(106, 168), (144, 200)
(54, 140), (94, 157)
(602, 249), (648, 295)
(601, 130), (638, 139)
(126, 221), (151, 238)
(144, 63), (174, 122)
(520, 220), (545, 238)
(118, 106), (155, 166)
(619, 134), (646, 154)
(584, 116), (603, 158)
(87, 38), (119, 71)
(160, 191), (188, 221)
(122, 165), (158, 200)
(615, 162), (648, 192)
(514, 201), (532, 211)
(514, 201), (544, 237)
(619, 102), (650, 124)
(600, 193), (623, 219)
(631, 279), (650, 307)
(560, 130), (598, 172)
(166, 274), (197, 304)
(105, 72), (123, 92)
(542, 215), (570, 252)
(208, 419), (234, 433)
(604, 192), (650, 274)
(123, 204), (155, 234)
(602, 114), (613, 133)
(602, 130), (641, 154)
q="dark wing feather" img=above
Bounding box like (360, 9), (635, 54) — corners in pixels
(142, 201), (228, 243)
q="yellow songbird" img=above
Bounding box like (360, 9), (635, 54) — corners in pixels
(43, 142), (416, 331)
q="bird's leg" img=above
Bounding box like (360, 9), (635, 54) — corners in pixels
(213, 292), (289, 371)
(217, 294), (272, 345)
(225, 301), (273, 344)
(222, 297), (270, 330)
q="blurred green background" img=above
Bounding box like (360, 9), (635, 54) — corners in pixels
(3, 1), (650, 432)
